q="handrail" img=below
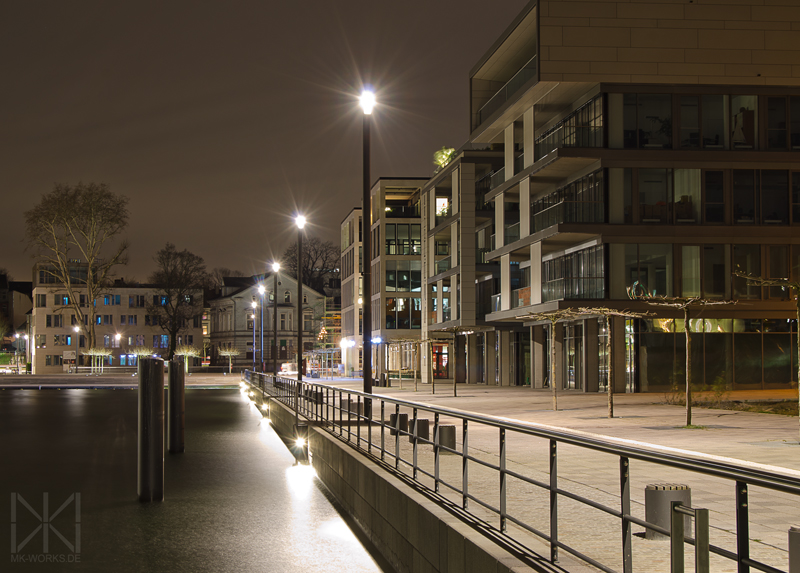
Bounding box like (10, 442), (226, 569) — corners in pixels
(244, 372), (800, 573)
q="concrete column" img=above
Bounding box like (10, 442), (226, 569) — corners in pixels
(467, 334), (479, 385)
(495, 195), (505, 249)
(608, 93), (624, 149)
(485, 330), (497, 385)
(500, 253), (511, 311)
(553, 323), (564, 391)
(520, 177), (531, 237)
(504, 123), (515, 179)
(585, 319), (599, 393)
(532, 325), (545, 388)
(523, 106), (535, 167)
(455, 335), (466, 384)
(499, 331), (511, 386)
(530, 242), (542, 305)
(138, 357), (164, 503)
(451, 223), (459, 268)
(451, 169), (459, 215)
(608, 168), (625, 224)
(437, 279), (444, 323)
(612, 315), (628, 393)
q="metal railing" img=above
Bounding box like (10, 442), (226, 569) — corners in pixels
(504, 222), (520, 244)
(435, 257), (452, 275)
(244, 372), (800, 573)
(477, 54), (538, 126)
(532, 200), (605, 232)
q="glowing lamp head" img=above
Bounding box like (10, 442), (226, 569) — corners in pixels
(115, 333), (121, 341)
(360, 90), (376, 115)
(74, 326), (80, 333)
(295, 437), (306, 448)
(272, 262), (280, 273)
(295, 215), (306, 229)
(258, 285), (265, 295)
(251, 301), (257, 308)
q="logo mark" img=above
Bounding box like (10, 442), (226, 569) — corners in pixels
(10, 493), (81, 554)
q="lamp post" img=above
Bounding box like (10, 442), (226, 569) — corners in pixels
(295, 215), (306, 433)
(23, 334), (29, 374)
(73, 326), (80, 373)
(360, 89), (375, 413)
(115, 333), (121, 367)
(272, 262), (280, 379)
(250, 301), (257, 371)
(258, 284), (265, 371)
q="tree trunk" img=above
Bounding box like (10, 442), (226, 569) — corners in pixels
(607, 316), (614, 419)
(685, 307), (692, 427)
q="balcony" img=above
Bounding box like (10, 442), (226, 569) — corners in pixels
(491, 294), (501, 313)
(489, 168), (506, 190)
(542, 278), (605, 303)
(435, 204), (452, 226)
(532, 200), (605, 232)
(435, 257), (452, 275)
(477, 54), (538, 126)
(442, 306), (451, 322)
(504, 222), (520, 245)
(476, 248), (492, 264)
(384, 205), (419, 219)
(535, 126), (604, 160)
(511, 286), (531, 309)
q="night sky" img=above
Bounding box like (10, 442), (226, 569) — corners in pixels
(1, 0), (527, 282)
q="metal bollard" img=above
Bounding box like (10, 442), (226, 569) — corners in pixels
(438, 424), (456, 453)
(389, 413), (408, 436)
(790, 527), (800, 573)
(168, 357), (185, 454)
(409, 419), (430, 443)
(138, 357), (165, 502)
(646, 484), (691, 540)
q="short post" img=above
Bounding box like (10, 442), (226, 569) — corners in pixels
(138, 357), (164, 502)
(168, 356), (185, 454)
(790, 527), (800, 573)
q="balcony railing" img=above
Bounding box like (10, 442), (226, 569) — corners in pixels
(532, 200), (605, 232)
(504, 222), (520, 245)
(535, 125), (604, 160)
(384, 205), (420, 218)
(489, 234), (496, 251)
(442, 306), (451, 322)
(511, 286), (531, 309)
(491, 293), (501, 313)
(435, 257), (451, 275)
(542, 278), (604, 303)
(514, 152), (525, 174)
(477, 54), (538, 126)
(476, 248), (492, 264)
(435, 204), (452, 226)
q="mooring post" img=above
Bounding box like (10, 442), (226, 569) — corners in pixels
(168, 356), (185, 454)
(138, 357), (164, 502)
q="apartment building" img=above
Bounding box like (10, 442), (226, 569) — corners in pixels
(340, 208), (363, 375)
(468, 0), (800, 392)
(31, 266), (202, 374)
(208, 273), (326, 371)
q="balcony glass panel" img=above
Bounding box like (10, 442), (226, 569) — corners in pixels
(504, 222), (520, 244)
(511, 286), (531, 308)
(435, 257), (451, 275)
(491, 294), (501, 313)
(477, 54), (537, 126)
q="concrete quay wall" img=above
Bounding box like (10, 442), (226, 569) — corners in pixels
(259, 393), (539, 573)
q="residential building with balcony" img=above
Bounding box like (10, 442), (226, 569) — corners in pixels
(467, 0), (800, 393)
(340, 208), (363, 376)
(419, 147), (506, 385)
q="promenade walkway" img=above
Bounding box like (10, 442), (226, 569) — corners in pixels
(298, 377), (800, 572)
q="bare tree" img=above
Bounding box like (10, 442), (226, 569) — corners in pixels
(734, 270), (800, 441)
(204, 267), (247, 289)
(627, 282), (734, 426)
(281, 237), (339, 294)
(218, 343), (239, 374)
(175, 344), (201, 373)
(24, 182), (129, 349)
(148, 244), (206, 361)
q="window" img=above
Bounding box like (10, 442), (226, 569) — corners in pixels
(46, 315), (51, 327)
(284, 291), (291, 303)
(679, 95), (725, 149)
(79, 335), (85, 348)
(680, 244), (725, 299)
(152, 295), (167, 306)
(129, 295), (145, 308)
(53, 294), (69, 306)
(35, 294), (46, 307)
(731, 95), (757, 149)
(54, 335), (64, 346)
(104, 295), (121, 306)
(145, 315), (158, 326)
(103, 315), (113, 325)
(120, 315), (127, 325)
(187, 335), (193, 345)
(703, 171), (725, 223)
(80, 294), (88, 307)
(46, 315), (63, 328)
(193, 315), (201, 328)
(129, 315), (137, 326)
(623, 244), (673, 297)
(136, 335), (145, 346)
(765, 96), (800, 150)
(303, 310), (313, 332)
(280, 313), (292, 331)
(35, 335), (46, 348)
(623, 94), (672, 149)
(733, 170), (789, 225)
(542, 245), (606, 303)
(432, 343), (449, 379)
(733, 244), (761, 299)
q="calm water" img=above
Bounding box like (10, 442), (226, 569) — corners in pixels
(0, 388), (389, 572)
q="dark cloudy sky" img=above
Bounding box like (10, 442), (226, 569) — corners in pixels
(1, 0), (527, 282)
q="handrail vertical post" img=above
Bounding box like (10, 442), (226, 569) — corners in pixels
(500, 427), (507, 533)
(367, 396), (372, 455)
(736, 481), (750, 573)
(696, 508), (710, 573)
(620, 456), (632, 573)
(380, 400), (385, 462)
(357, 395), (362, 449)
(434, 412), (440, 494)
(412, 407), (418, 481)
(394, 404), (400, 470)
(670, 501), (685, 573)
(462, 419), (469, 510)
(550, 439), (558, 563)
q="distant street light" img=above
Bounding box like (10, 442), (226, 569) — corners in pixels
(258, 284), (266, 371)
(360, 89), (374, 412)
(294, 215), (306, 433)
(272, 262), (280, 380)
(73, 326), (80, 373)
(250, 300), (257, 371)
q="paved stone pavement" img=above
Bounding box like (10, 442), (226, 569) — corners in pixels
(0, 372), (241, 388)
(297, 377), (800, 572)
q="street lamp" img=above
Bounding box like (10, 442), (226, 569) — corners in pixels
(258, 284), (265, 371)
(295, 215), (306, 434)
(73, 326), (80, 373)
(360, 88), (374, 411)
(272, 262), (280, 380)
(250, 301), (257, 371)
